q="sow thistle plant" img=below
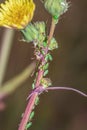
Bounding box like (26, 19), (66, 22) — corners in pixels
(0, 0), (87, 130)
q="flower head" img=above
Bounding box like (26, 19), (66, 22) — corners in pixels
(42, 0), (68, 19)
(21, 22), (46, 44)
(0, 0), (35, 29)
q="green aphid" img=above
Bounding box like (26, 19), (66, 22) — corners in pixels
(29, 111), (35, 120)
(35, 96), (39, 105)
(33, 78), (36, 84)
(45, 53), (53, 61)
(21, 113), (24, 117)
(39, 64), (43, 70)
(43, 41), (47, 47)
(36, 72), (38, 77)
(41, 50), (45, 55)
(45, 54), (49, 61)
(48, 54), (53, 61)
(40, 78), (52, 88)
(26, 122), (32, 129)
(43, 63), (49, 70)
(32, 83), (35, 89)
(44, 69), (49, 76)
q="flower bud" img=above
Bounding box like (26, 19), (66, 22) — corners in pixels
(35, 22), (46, 46)
(21, 22), (46, 45)
(42, 0), (68, 18)
(21, 23), (38, 42)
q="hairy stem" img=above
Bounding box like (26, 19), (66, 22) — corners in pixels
(18, 18), (56, 130)
(18, 93), (37, 130)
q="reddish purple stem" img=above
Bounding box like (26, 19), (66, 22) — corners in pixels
(46, 87), (87, 97)
(28, 86), (87, 99)
(18, 93), (38, 130)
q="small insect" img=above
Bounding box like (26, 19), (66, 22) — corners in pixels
(25, 122), (32, 129)
(40, 78), (52, 88)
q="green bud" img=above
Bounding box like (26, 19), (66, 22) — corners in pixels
(34, 22), (46, 35)
(34, 22), (46, 47)
(42, 0), (68, 18)
(21, 23), (38, 42)
(21, 22), (46, 45)
(48, 38), (58, 50)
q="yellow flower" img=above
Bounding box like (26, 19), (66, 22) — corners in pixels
(0, 0), (35, 29)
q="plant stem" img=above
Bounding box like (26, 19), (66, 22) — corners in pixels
(27, 86), (87, 100)
(48, 18), (56, 45)
(0, 29), (15, 86)
(0, 62), (36, 100)
(46, 87), (87, 97)
(18, 93), (38, 130)
(18, 18), (56, 130)
(35, 69), (44, 88)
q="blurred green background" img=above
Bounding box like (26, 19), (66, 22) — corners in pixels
(0, 0), (87, 130)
